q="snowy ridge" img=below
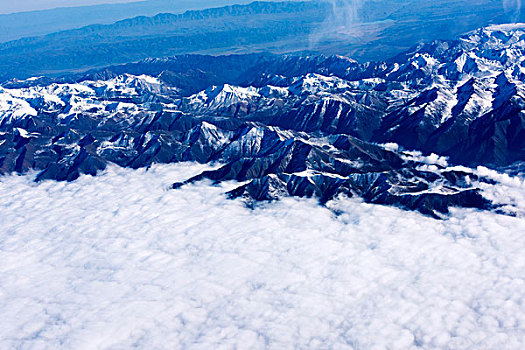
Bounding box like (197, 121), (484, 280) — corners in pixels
(1, 25), (525, 216)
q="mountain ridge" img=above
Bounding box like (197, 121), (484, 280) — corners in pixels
(1, 24), (524, 217)
(0, 0), (265, 42)
(1, 0), (523, 80)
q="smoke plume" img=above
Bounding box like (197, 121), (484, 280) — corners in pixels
(503, 0), (522, 22)
(309, 0), (364, 50)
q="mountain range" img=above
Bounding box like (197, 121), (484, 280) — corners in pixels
(0, 0), (523, 80)
(1, 24), (524, 217)
(0, 0), (263, 42)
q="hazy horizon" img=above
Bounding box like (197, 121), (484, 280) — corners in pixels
(0, 0), (141, 14)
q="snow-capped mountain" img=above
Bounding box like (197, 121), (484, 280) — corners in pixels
(1, 24), (525, 217)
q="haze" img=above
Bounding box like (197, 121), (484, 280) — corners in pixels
(0, 0), (141, 14)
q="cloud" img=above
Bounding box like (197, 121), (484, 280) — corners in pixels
(0, 163), (525, 348)
(503, 0), (523, 22)
(309, 0), (365, 50)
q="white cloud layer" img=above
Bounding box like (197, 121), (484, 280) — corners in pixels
(0, 163), (525, 349)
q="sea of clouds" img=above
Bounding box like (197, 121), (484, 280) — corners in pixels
(0, 162), (524, 349)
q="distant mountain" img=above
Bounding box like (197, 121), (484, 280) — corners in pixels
(0, 1), (330, 80)
(1, 24), (524, 217)
(0, 0), (523, 81)
(0, 0), (266, 42)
